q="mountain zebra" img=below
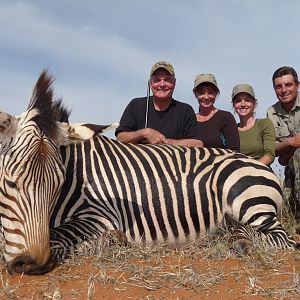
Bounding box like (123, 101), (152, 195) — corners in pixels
(0, 71), (297, 275)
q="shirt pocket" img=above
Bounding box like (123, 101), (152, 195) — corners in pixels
(274, 125), (290, 139)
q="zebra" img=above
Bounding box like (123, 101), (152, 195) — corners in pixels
(0, 70), (298, 275)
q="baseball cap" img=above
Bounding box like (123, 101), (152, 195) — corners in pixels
(150, 61), (175, 76)
(193, 73), (219, 92)
(231, 84), (255, 100)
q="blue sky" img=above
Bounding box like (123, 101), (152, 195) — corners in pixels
(0, 0), (299, 173)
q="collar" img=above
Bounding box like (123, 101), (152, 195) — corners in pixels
(273, 93), (300, 116)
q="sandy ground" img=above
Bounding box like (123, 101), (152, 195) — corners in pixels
(1, 248), (300, 300)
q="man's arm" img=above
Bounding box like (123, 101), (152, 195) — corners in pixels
(117, 128), (166, 144)
(116, 100), (204, 146)
(164, 138), (203, 147)
(275, 133), (300, 165)
(117, 130), (204, 146)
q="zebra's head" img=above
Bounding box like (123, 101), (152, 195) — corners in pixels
(0, 71), (70, 274)
(0, 70), (117, 274)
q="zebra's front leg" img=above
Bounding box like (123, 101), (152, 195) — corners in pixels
(50, 218), (116, 262)
(248, 217), (298, 249)
(230, 215), (298, 250)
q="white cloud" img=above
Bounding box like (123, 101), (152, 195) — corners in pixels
(0, 0), (299, 126)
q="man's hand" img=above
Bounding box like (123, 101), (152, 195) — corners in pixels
(117, 129), (203, 147)
(163, 137), (204, 147)
(286, 132), (300, 148)
(117, 128), (165, 144)
(275, 133), (300, 157)
(141, 128), (166, 144)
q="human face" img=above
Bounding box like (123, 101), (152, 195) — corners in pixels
(274, 75), (299, 111)
(233, 93), (256, 118)
(194, 84), (218, 110)
(150, 69), (176, 101)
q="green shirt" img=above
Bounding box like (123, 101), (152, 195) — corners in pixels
(267, 93), (300, 207)
(267, 93), (300, 142)
(239, 119), (275, 161)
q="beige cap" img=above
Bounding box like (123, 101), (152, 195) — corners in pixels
(193, 73), (219, 92)
(231, 84), (255, 100)
(150, 61), (175, 76)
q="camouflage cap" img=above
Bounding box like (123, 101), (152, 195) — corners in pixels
(150, 61), (175, 76)
(231, 84), (255, 100)
(193, 73), (219, 92)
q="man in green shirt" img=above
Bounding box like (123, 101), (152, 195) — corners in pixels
(267, 66), (300, 220)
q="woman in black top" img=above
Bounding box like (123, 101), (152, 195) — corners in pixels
(193, 73), (240, 151)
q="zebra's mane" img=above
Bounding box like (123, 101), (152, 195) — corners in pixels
(26, 70), (70, 140)
(52, 98), (71, 123)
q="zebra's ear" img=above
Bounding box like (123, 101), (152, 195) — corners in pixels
(57, 122), (119, 145)
(0, 112), (19, 144)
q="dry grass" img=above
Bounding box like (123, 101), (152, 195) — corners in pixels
(1, 201), (300, 299)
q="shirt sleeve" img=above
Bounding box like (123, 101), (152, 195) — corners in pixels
(260, 119), (276, 161)
(115, 99), (137, 137)
(222, 112), (240, 152)
(182, 106), (202, 140)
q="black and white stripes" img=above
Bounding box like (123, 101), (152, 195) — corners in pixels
(0, 70), (297, 275)
(50, 136), (296, 251)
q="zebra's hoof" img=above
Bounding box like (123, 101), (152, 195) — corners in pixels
(231, 238), (252, 256)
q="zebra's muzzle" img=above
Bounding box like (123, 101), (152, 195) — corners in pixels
(7, 254), (57, 275)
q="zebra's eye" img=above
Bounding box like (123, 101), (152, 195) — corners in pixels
(5, 179), (17, 189)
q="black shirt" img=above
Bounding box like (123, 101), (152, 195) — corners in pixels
(195, 110), (240, 151)
(115, 96), (201, 140)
